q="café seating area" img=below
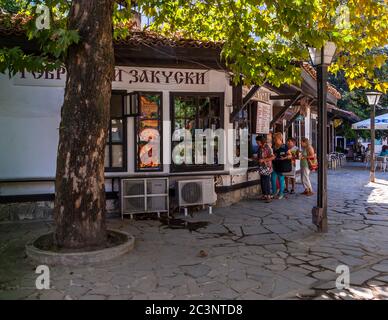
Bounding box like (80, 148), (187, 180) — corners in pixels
(328, 152), (346, 170)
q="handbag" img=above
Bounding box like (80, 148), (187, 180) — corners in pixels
(308, 155), (318, 172)
(282, 166), (296, 177)
(258, 164), (271, 176)
(273, 159), (292, 173)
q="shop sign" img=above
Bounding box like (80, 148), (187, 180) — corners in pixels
(12, 67), (208, 87)
(242, 86), (271, 103)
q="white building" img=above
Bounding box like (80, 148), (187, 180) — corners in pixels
(0, 26), (346, 220)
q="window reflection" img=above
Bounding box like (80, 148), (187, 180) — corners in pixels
(172, 94), (223, 169)
(136, 93), (162, 171)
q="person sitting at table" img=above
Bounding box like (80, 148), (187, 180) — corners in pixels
(379, 145), (388, 157)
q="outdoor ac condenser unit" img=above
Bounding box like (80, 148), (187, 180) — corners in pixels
(177, 179), (217, 214)
(121, 178), (169, 219)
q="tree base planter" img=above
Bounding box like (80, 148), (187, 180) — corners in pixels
(26, 230), (135, 266)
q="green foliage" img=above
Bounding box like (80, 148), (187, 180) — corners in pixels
(330, 48), (388, 119)
(0, 0), (387, 92)
(138, 0), (388, 90)
(0, 46), (60, 76)
(330, 47), (388, 141)
(0, 0), (79, 75)
(0, 0), (28, 13)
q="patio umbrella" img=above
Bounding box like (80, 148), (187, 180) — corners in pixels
(352, 113), (388, 130)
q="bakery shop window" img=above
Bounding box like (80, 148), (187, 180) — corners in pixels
(105, 91), (127, 172)
(135, 92), (163, 172)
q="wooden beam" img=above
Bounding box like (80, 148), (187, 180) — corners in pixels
(243, 85), (261, 105)
(231, 82), (266, 120)
(284, 111), (301, 131)
(270, 94), (298, 100)
(232, 84), (243, 111)
(270, 92), (302, 128)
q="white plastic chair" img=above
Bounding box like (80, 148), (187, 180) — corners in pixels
(375, 156), (387, 172)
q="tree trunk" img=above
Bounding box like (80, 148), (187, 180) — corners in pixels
(54, 0), (115, 249)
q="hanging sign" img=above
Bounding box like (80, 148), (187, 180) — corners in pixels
(256, 102), (271, 134)
(243, 86), (271, 103)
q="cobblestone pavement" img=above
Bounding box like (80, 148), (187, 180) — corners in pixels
(1, 163), (388, 300)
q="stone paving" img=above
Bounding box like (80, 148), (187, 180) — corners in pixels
(1, 163), (388, 300)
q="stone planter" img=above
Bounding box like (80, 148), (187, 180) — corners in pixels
(26, 230), (135, 266)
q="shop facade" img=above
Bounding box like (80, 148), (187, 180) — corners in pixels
(0, 59), (282, 219)
(0, 24), (344, 220)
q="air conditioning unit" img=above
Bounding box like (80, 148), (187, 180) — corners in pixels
(177, 179), (217, 214)
(121, 178), (169, 219)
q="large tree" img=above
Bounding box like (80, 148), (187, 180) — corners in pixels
(0, 0), (387, 249)
(54, 1), (115, 248)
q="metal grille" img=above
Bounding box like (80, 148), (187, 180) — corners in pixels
(181, 182), (202, 204)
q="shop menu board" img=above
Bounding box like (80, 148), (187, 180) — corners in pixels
(256, 102), (271, 134)
(137, 93), (162, 171)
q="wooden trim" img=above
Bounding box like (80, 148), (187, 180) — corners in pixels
(0, 178), (263, 202)
(270, 94), (299, 100)
(0, 192), (118, 204)
(170, 92), (225, 173)
(134, 91), (164, 172)
(270, 92), (302, 128)
(215, 179), (260, 193)
(0, 193), (55, 203)
(114, 44), (224, 70)
(231, 84), (265, 120)
(243, 85), (262, 105)
(171, 164), (225, 173)
(0, 178), (55, 183)
(284, 111), (301, 132)
(105, 90), (128, 172)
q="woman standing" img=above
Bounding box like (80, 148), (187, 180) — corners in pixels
(300, 137), (315, 196)
(256, 135), (274, 203)
(271, 133), (292, 200)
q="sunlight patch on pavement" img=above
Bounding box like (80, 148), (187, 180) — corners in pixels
(365, 179), (388, 204)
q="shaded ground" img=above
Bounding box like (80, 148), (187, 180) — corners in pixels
(1, 163), (388, 300)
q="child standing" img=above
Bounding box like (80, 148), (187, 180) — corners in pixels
(256, 135), (274, 203)
(284, 137), (299, 194)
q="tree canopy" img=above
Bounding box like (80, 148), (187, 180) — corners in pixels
(139, 0), (388, 91)
(0, 0), (387, 92)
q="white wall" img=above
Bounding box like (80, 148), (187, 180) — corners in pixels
(1, 66), (284, 196)
(0, 67), (233, 195)
(0, 73), (63, 179)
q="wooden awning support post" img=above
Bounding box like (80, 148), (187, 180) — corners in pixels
(231, 81), (267, 121)
(270, 92), (303, 128)
(284, 111), (301, 132)
(232, 83), (243, 114)
(270, 94), (298, 100)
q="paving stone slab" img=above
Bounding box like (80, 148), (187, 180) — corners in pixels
(350, 269), (380, 286)
(238, 234), (284, 246)
(371, 261), (388, 272)
(376, 275), (388, 283)
(180, 264), (212, 279)
(2, 165), (388, 300)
